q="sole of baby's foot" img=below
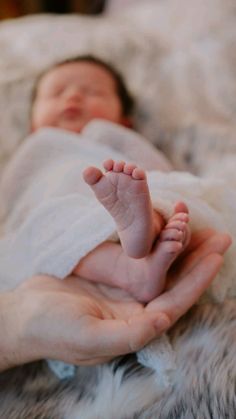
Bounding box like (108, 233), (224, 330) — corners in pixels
(126, 207), (191, 303)
(83, 159), (159, 258)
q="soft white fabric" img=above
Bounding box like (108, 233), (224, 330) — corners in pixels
(106, 0), (236, 48)
(1, 11), (236, 176)
(0, 120), (171, 291)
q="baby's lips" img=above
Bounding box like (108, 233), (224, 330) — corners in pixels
(62, 106), (82, 119)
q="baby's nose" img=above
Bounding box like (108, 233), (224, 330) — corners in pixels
(65, 87), (83, 101)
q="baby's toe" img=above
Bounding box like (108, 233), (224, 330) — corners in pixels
(83, 166), (103, 185)
(159, 240), (183, 254)
(171, 212), (189, 223)
(113, 161), (126, 172)
(132, 167), (146, 180)
(160, 228), (184, 242)
(165, 219), (187, 232)
(103, 159), (114, 171)
(174, 201), (189, 214)
(123, 163), (137, 175)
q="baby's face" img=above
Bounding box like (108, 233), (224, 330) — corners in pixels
(31, 62), (127, 133)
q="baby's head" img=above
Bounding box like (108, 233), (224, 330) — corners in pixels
(31, 55), (134, 134)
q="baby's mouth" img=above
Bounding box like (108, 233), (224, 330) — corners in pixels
(61, 105), (82, 119)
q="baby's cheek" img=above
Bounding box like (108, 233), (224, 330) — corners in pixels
(90, 102), (121, 122)
(33, 103), (58, 129)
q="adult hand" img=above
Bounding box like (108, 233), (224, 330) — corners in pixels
(0, 229), (231, 371)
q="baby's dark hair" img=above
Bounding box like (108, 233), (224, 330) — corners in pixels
(32, 54), (135, 117)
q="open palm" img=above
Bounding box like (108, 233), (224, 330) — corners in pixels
(17, 229), (230, 366)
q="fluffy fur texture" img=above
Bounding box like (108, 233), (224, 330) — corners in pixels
(0, 300), (235, 418)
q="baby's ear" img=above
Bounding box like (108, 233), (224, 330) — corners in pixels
(120, 117), (133, 129)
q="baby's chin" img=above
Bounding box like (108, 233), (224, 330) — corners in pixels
(57, 120), (86, 133)
(31, 121), (85, 134)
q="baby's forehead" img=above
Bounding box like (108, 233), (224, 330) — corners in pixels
(38, 64), (79, 88)
(39, 62), (115, 88)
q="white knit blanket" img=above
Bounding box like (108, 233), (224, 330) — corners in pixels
(0, 120), (171, 290)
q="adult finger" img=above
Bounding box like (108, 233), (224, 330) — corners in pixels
(168, 232), (231, 285)
(146, 253), (223, 325)
(184, 228), (216, 252)
(80, 312), (169, 357)
(187, 232), (231, 261)
(74, 355), (113, 366)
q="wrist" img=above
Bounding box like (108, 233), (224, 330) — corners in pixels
(0, 288), (42, 372)
(0, 291), (23, 371)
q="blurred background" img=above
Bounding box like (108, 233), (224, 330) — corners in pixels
(0, 0), (107, 19)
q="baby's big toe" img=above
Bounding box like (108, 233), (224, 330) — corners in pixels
(83, 166), (103, 185)
(132, 167), (146, 180)
(159, 240), (183, 255)
(160, 228), (184, 242)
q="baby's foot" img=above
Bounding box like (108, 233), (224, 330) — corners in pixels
(83, 159), (162, 258)
(125, 205), (191, 302)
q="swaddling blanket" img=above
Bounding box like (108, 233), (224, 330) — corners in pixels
(0, 120), (172, 290)
(0, 119), (235, 387)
